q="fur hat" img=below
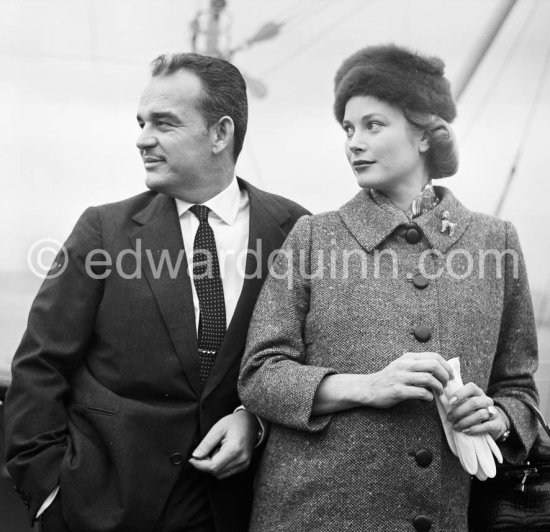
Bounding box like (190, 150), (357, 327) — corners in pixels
(334, 43), (456, 124)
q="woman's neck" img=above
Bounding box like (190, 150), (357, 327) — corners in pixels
(380, 179), (430, 214)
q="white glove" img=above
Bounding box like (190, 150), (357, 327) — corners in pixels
(434, 357), (502, 480)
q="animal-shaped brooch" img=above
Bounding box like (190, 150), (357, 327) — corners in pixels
(440, 210), (457, 236)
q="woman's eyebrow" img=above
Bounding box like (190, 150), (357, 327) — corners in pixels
(343, 113), (386, 124)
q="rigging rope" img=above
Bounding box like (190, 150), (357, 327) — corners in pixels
(494, 28), (550, 216)
(458, 0), (540, 139)
(261, 0), (374, 80)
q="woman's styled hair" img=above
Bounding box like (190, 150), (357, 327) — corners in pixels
(334, 43), (459, 178)
(404, 110), (458, 178)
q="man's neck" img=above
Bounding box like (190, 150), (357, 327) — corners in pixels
(173, 168), (235, 204)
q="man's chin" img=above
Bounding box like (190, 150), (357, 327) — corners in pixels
(145, 173), (167, 193)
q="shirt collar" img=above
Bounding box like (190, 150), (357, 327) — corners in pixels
(175, 177), (241, 225)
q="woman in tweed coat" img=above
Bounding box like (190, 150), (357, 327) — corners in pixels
(239, 44), (539, 531)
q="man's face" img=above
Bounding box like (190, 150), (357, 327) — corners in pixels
(136, 70), (215, 199)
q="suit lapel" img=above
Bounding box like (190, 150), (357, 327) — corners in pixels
(130, 193), (202, 396)
(202, 180), (290, 399)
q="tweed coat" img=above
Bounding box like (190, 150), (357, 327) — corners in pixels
(4, 178), (309, 532)
(239, 186), (539, 532)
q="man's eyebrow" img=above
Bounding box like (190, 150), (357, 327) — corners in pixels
(136, 111), (180, 122)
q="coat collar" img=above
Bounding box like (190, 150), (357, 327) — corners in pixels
(338, 186), (471, 253)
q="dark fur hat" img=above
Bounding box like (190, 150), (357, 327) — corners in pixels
(334, 43), (456, 124)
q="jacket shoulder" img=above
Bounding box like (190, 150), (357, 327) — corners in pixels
(469, 210), (507, 231)
(239, 178), (310, 218)
(265, 191), (310, 218)
(93, 190), (159, 216)
(467, 210), (519, 245)
(279, 210), (342, 250)
(78, 190), (164, 228)
(311, 209), (341, 223)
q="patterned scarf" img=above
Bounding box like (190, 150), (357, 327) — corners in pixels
(370, 181), (440, 219)
(409, 181), (440, 218)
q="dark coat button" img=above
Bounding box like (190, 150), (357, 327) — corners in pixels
(415, 448), (433, 467)
(412, 273), (429, 289)
(170, 453), (184, 466)
(413, 515), (432, 531)
(414, 325), (432, 342)
(405, 225), (422, 244)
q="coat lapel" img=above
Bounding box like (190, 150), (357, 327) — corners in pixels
(130, 193), (201, 396)
(202, 179), (291, 399)
(339, 189), (408, 252)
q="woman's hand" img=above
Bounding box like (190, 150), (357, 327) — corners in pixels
(445, 382), (509, 440)
(312, 352), (453, 415)
(363, 351), (454, 408)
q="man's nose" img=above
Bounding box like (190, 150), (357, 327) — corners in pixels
(136, 127), (158, 151)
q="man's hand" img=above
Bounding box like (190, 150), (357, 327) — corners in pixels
(188, 410), (258, 479)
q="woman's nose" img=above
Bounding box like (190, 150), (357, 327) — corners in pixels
(348, 133), (366, 153)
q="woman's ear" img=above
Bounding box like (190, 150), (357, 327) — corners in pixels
(418, 130), (430, 154)
(211, 116), (235, 155)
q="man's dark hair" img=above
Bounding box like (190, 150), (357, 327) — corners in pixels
(151, 53), (248, 162)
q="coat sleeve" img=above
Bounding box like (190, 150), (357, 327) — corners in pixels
(4, 207), (104, 518)
(488, 221), (539, 463)
(239, 216), (337, 432)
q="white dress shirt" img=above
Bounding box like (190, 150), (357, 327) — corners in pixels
(175, 177), (250, 330)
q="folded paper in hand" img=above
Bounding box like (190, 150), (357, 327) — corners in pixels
(434, 357), (503, 480)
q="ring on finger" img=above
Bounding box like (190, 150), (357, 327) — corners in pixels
(486, 405), (497, 421)
(479, 407), (491, 423)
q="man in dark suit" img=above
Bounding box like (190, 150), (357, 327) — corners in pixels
(4, 53), (308, 532)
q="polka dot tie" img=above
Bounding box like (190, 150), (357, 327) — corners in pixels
(189, 205), (226, 384)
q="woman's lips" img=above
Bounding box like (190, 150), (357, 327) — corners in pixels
(353, 160), (375, 170)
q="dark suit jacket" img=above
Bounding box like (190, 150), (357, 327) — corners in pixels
(4, 178), (308, 532)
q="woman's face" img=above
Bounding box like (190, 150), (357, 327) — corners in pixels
(343, 95), (429, 194)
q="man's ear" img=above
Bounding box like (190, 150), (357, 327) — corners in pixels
(211, 116), (235, 155)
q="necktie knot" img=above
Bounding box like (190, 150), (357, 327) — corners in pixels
(190, 204), (210, 222)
